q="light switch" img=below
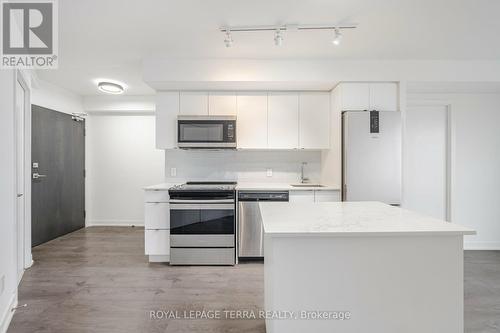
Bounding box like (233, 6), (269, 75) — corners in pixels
(170, 167), (177, 177)
(266, 168), (273, 177)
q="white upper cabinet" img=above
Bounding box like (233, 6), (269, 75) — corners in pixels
(338, 82), (398, 111)
(369, 83), (398, 112)
(156, 92), (179, 149)
(340, 83), (370, 111)
(208, 92), (237, 116)
(237, 93), (268, 149)
(268, 92), (299, 149)
(156, 90), (337, 150)
(179, 92), (208, 115)
(299, 92), (330, 149)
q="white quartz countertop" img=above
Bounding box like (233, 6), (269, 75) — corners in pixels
(260, 201), (476, 237)
(236, 182), (340, 191)
(143, 182), (340, 191)
(143, 183), (180, 190)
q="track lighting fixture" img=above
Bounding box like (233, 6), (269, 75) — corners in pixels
(332, 27), (343, 46)
(220, 23), (356, 48)
(224, 29), (233, 48)
(274, 28), (283, 46)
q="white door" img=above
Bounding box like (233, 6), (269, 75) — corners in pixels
(15, 78), (26, 283)
(298, 92), (330, 149)
(236, 93), (268, 149)
(268, 92), (299, 149)
(404, 106), (448, 220)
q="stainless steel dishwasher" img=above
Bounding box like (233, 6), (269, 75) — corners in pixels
(238, 191), (289, 259)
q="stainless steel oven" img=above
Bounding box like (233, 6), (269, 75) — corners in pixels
(177, 116), (236, 149)
(169, 182), (236, 265)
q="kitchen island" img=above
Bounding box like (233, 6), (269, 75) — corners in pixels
(260, 201), (475, 333)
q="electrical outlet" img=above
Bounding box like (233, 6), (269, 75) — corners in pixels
(266, 168), (273, 177)
(0, 275), (5, 295)
(170, 167), (177, 177)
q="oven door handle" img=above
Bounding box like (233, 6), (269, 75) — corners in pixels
(170, 203), (235, 210)
(169, 199), (234, 204)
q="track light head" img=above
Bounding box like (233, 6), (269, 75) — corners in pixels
(224, 29), (233, 48)
(274, 28), (283, 46)
(332, 27), (343, 46)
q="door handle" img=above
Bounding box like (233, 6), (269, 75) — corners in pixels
(17, 193), (23, 197)
(33, 173), (47, 179)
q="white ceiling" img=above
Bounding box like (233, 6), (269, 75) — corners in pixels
(36, 0), (500, 96)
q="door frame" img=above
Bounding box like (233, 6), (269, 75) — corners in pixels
(14, 70), (33, 278)
(404, 98), (452, 221)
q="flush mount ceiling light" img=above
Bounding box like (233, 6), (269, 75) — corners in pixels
(97, 81), (124, 94)
(220, 23), (356, 47)
(332, 27), (343, 46)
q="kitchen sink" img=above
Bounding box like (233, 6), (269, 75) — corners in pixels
(291, 184), (325, 188)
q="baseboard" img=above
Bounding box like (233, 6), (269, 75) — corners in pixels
(148, 255), (170, 263)
(464, 241), (500, 250)
(0, 293), (17, 333)
(86, 220), (144, 227)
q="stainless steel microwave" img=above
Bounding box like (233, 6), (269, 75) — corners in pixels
(177, 115), (237, 149)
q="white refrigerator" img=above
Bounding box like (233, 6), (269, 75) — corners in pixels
(342, 111), (401, 205)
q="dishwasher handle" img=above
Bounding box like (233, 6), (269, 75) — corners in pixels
(238, 191), (289, 202)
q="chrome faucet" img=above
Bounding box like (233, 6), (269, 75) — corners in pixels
(300, 162), (309, 184)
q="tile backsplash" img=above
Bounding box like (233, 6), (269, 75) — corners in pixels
(164, 149), (321, 183)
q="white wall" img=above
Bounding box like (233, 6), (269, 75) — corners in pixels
(144, 59), (500, 90)
(0, 70), (18, 333)
(31, 79), (84, 114)
(86, 114), (164, 226)
(83, 95), (155, 112)
(164, 149), (321, 184)
(406, 93), (500, 249)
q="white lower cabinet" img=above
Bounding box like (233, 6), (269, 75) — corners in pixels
(314, 190), (341, 202)
(289, 190), (315, 203)
(145, 202), (169, 229)
(289, 190), (341, 203)
(145, 230), (170, 255)
(144, 190), (169, 203)
(144, 190), (170, 262)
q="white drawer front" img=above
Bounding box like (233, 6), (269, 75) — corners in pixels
(145, 202), (170, 229)
(289, 190), (315, 203)
(145, 229), (170, 255)
(314, 190), (341, 202)
(145, 190), (169, 203)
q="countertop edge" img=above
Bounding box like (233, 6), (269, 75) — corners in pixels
(263, 230), (477, 237)
(143, 182), (341, 191)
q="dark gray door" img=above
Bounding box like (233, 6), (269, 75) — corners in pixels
(31, 105), (85, 247)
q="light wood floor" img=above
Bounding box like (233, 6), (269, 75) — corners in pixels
(8, 227), (500, 332)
